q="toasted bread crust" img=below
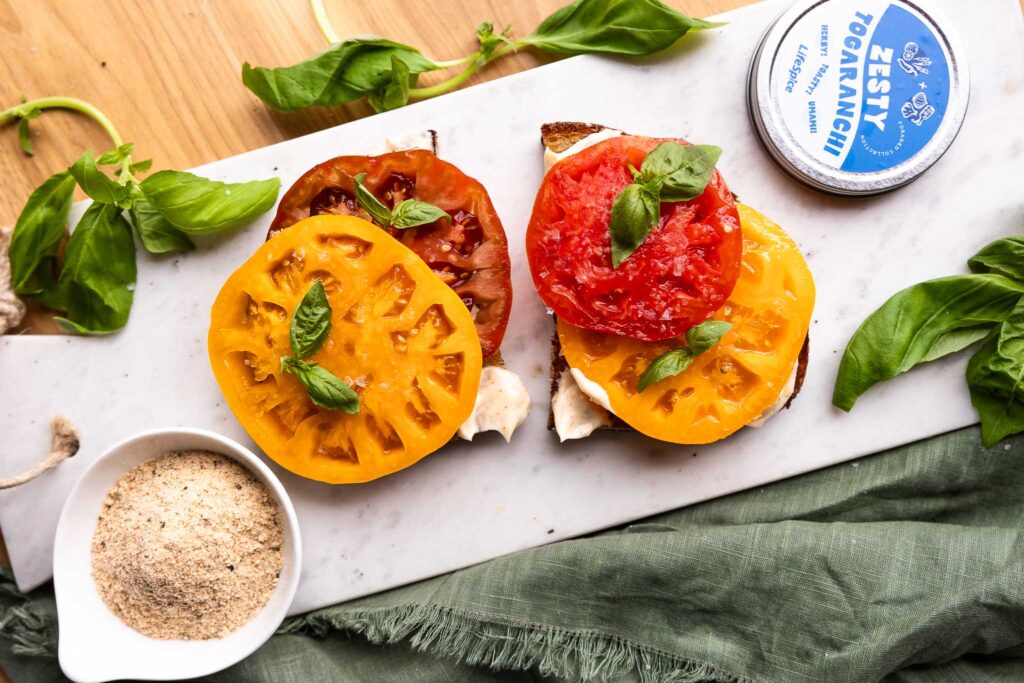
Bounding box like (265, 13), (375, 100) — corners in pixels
(540, 122), (612, 153)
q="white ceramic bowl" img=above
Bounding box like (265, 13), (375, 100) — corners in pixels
(53, 428), (302, 683)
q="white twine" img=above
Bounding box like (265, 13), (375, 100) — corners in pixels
(0, 226), (80, 487)
(0, 225), (26, 335)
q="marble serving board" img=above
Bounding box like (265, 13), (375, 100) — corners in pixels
(2, 0), (1022, 613)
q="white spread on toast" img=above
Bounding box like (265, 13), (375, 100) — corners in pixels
(385, 131), (435, 153)
(552, 369), (613, 441)
(569, 368), (612, 412)
(746, 365), (798, 428)
(458, 366), (531, 442)
(543, 128), (624, 173)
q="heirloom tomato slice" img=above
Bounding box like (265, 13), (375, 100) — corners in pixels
(527, 135), (742, 342)
(557, 205), (814, 444)
(269, 150), (512, 359)
(209, 215), (482, 483)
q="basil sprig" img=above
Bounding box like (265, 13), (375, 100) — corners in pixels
(833, 236), (1024, 447)
(242, 0), (722, 113)
(353, 173), (450, 229)
(289, 281), (333, 358)
(280, 282), (360, 413)
(637, 320), (731, 392)
(609, 143), (721, 267)
(2, 96), (281, 335)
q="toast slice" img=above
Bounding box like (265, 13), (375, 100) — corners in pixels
(541, 122), (809, 435)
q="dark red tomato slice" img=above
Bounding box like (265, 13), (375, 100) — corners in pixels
(269, 150), (512, 359)
(526, 136), (742, 342)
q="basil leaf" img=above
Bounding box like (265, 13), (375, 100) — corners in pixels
(522, 0), (723, 56)
(70, 150), (131, 206)
(17, 108), (39, 156)
(391, 200), (450, 229)
(642, 143), (722, 202)
(368, 55), (412, 113)
(637, 319), (732, 391)
(242, 38), (438, 112)
(52, 202), (137, 335)
(291, 281), (333, 359)
(140, 170), (280, 234)
(8, 171), (76, 295)
(128, 195), (195, 254)
(637, 348), (692, 392)
(96, 143), (135, 166)
(352, 173), (392, 226)
(833, 275), (1024, 411)
(281, 358), (360, 413)
(609, 183), (659, 267)
(921, 325), (994, 363)
(130, 159), (154, 173)
(968, 237), (1024, 284)
(966, 299), (1024, 447)
(685, 319), (732, 355)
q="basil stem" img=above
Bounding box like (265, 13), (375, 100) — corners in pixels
(244, 0), (720, 113)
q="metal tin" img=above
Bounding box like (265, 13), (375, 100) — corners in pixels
(748, 0), (969, 196)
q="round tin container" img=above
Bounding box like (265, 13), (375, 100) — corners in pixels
(748, 0), (969, 196)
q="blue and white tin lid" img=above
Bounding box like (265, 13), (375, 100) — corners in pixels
(748, 0), (970, 196)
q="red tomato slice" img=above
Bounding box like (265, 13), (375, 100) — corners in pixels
(269, 150), (513, 358)
(526, 136), (742, 342)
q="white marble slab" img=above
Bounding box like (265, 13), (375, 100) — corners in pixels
(1, 0), (1022, 614)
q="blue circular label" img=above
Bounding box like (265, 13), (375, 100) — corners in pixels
(772, 0), (952, 172)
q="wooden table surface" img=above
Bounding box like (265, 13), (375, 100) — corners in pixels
(0, 0), (746, 678)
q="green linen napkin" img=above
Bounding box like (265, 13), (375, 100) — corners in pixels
(3, 425), (1023, 682)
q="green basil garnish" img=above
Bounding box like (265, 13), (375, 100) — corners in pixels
(834, 233), (1024, 447)
(967, 237), (1024, 283)
(280, 282), (359, 413)
(17, 107), (39, 156)
(140, 170), (280, 234)
(391, 200), (451, 229)
(353, 173), (393, 226)
(367, 55), (413, 113)
(637, 320), (731, 392)
(242, 0), (720, 114)
(96, 143), (135, 167)
(7, 171), (76, 296)
(353, 174), (450, 230)
(2, 95), (282, 334)
(290, 281), (333, 359)
(70, 150), (131, 207)
(522, 0), (723, 55)
(966, 299), (1024, 447)
(832, 274), (1024, 412)
(51, 203), (137, 335)
(281, 358), (360, 413)
(127, 195), (196, 255)
(610, 143), (721, 267)
(242, 38), (440, 113)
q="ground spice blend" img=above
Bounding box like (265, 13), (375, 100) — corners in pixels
(91, 450), (284, 640)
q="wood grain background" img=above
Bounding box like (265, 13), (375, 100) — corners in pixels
(0, 0), (745, 677)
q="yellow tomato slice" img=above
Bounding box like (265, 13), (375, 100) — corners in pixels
(557, 204), (815, 444)
(209, 215), (482, 483)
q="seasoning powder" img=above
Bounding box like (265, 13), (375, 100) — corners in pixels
(91, 450), (284, 640)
